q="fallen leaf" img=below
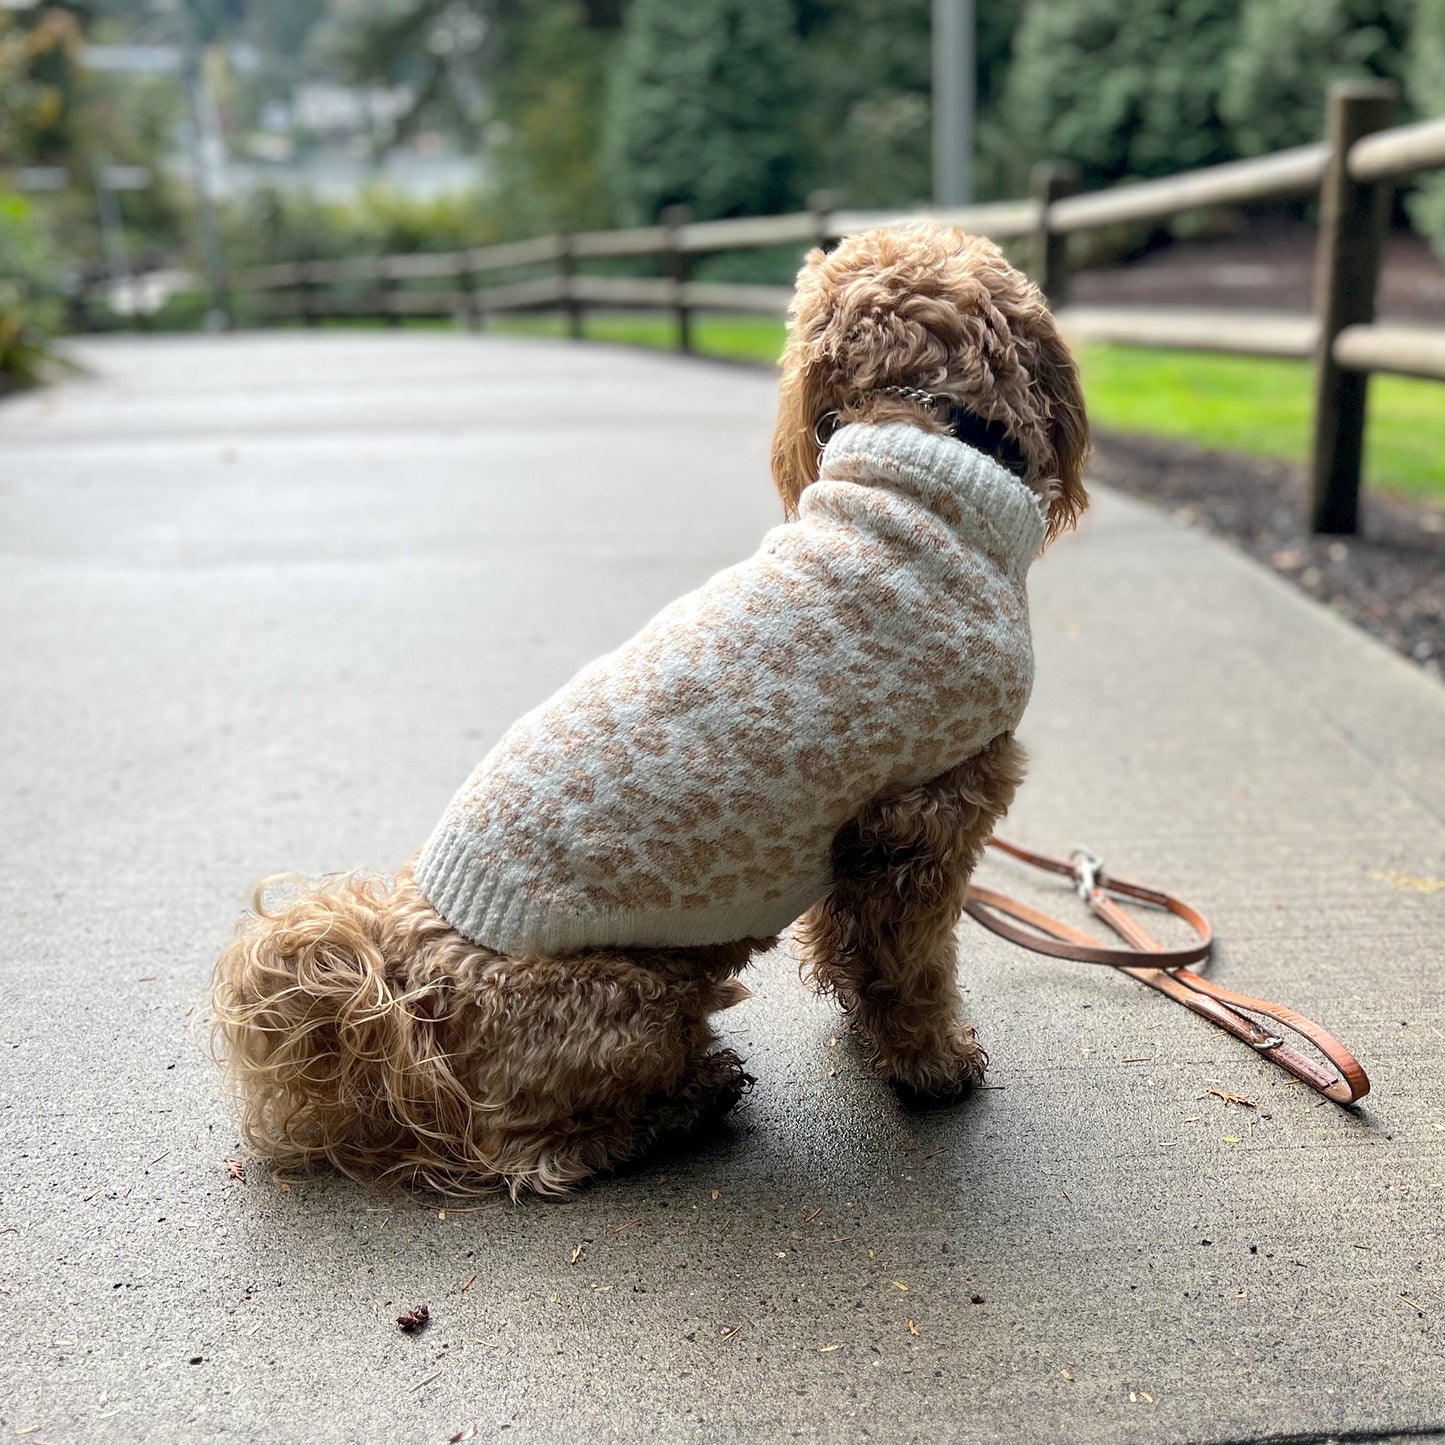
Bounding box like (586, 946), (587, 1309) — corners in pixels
(1061, 1368), (1074, 1381)
(891, 1281), (909, 1292)
(1369, 870), (1445, 894)
(1206, 1088), (1257, 1108)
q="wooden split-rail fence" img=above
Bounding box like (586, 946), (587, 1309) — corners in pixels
(91, 82), (1445, 535)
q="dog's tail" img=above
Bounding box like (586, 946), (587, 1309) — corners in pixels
(208, 867), (494, 1191)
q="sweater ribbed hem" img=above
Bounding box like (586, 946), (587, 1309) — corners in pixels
(416, 822), (824, 954)
(820, 422), (1046, 567)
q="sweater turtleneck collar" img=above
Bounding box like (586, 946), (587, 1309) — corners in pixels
(817, 421), (1048, 569)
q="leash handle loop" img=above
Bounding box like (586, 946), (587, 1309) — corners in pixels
(965, 838), (1370, 1106)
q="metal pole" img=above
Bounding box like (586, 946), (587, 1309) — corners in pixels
(932, 0), (975, 206)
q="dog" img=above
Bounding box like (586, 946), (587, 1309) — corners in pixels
(209, 223), (1089, 1198)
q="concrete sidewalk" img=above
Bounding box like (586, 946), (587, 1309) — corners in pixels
(2, 333), (1442, 1445)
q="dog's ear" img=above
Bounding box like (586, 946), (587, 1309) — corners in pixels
(1030, 321), (1091, 544)
(772, 247), (843, 519)
(771, 355), (833, 519)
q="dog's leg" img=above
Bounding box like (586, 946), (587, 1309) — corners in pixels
(462, 945), (765, 1195)
(797, 732), (1026, 1096)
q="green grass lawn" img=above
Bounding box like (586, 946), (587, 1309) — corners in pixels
(1077, 343), (1445, 503)
(496, 314), (1444, 502)
(494, 312), (787, 365)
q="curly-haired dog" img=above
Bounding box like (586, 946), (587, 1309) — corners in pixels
(210, 223), (1089, 1197)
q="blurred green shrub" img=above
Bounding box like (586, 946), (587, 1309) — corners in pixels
(0, 190), (62, 393)
(1004, 0), (1247, 190)
(222, 186), (502, 268)
(1220, 0), (1414, 156)
(604, 0), (805, 223)
(797, 0), (1021, 207)
(1407, 0), (1445, 262)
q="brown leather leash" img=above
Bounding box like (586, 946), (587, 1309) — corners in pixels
(964, 837), (1370, 1105)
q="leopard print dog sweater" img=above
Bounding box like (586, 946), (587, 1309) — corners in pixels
(416, 421), (1046, 955)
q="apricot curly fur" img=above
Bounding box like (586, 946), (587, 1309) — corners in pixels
(209, 222), (1088, 1190)
(796, 733), (1028, 1094)
(773, 223), (1090, 543)
(210, 865), (762, 1197)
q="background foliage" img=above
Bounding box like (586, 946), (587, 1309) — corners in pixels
(604, 0), (804, 224)
(2, 0), (1445, 379)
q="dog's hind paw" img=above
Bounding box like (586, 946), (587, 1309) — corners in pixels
(644, 1049), (754, 1139)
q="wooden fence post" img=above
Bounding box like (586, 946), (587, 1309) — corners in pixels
(381, 258), (403, 328)
(808, 189), (841, 253)
(557, 233), (583, 340)
(1031, 161), (1079, 306)
(299, 254), (320, 329)
(67, 269), (94, 334)
(1307, 79), (1398, 535)
(460, 253), (485, 332)
(660, 205), (692, 354)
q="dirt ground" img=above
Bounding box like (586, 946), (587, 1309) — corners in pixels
(1090, 429), (1445, 681)
(1072, 212), (1445, 321)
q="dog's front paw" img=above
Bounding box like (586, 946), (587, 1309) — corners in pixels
(880, 1023), (988, 1101)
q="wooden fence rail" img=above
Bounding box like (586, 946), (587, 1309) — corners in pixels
(81, 82), (1445, 535)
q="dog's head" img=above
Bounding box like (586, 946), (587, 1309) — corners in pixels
(772, 223), (1090, 544)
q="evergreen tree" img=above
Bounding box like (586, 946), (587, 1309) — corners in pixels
(1220, 0), (1415, 156)
(604, 0), (805, 223)
(797, 0), (1019, 208)
(329, 0), (625, 233)
(1002, 0), (1246, 188)
(1406, 0), (1445, 261)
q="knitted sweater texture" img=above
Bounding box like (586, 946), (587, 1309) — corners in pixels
(416, 422), (1045, 955)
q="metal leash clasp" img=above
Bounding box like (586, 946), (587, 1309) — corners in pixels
(1070, 846), (1105, 901)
